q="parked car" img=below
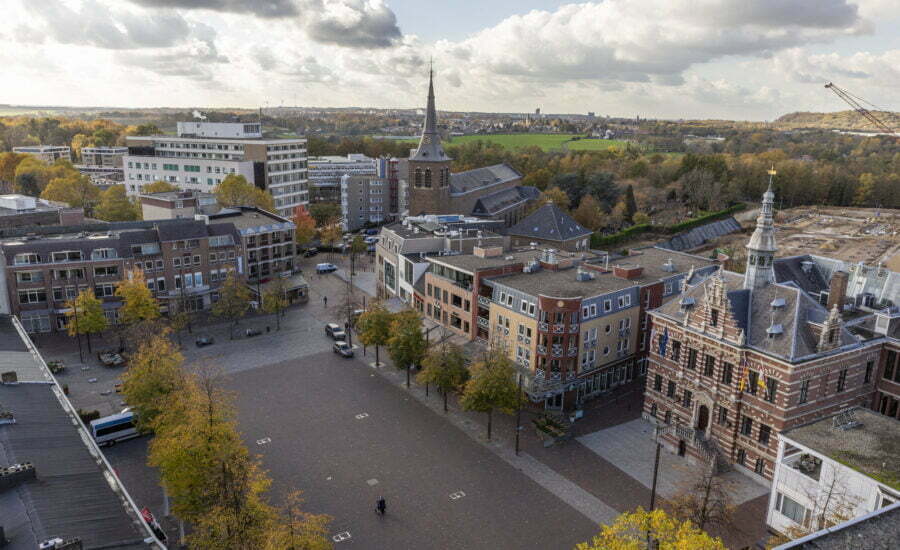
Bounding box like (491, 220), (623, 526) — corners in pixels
(350, 309), (366, 327)
(303, 247), (319, 258)
(365, 228), (379, 236)
(245, 328), (262, 338)
(47, 360), (66, 374)
(98, 350), (126, 367)
(316, 263), (338, 274)
(325, 323), (346, 340)
(333, 341), (354, 357)
(364, 236), (379, 244)
(195, 336), (214, 347)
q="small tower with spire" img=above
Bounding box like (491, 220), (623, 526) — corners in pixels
(408, 62), (452, 216)
(743, 168), (778, 290)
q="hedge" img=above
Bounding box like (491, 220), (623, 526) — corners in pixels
(590, 203), (746, 248)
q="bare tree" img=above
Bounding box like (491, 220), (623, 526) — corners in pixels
(668, 465), (734, 531)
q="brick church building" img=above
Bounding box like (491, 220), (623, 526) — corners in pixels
(405, 70), (540, 226)
(642, 172), (899, 481)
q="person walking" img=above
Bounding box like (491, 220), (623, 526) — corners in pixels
(323, 296), (328, 308)
(375, 496), (386, 516)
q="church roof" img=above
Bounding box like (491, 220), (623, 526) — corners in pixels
(410, 70), (451, 163)
(471, 186), (540, 217)
(506, 203), (592, 242)
(449, 163), (522, 195)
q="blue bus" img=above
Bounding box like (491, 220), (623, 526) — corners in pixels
(90, 410), (139, 446)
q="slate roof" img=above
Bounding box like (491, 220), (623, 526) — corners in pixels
(656, 217), (741, 251)
(450, 163), (522, 195)
(774, 255), (900, 308)
(654, 271), (859, 362)
(506, 203), (592, 242)
(471, 186), (540, 216)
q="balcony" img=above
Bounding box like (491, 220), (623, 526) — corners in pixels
(539, 322), (549, 331)
(552, 323), (565, 333)
(569, 323), (579, 333)
(537, 344), (547, 354)
(477, 296), (491, 308)
(583, 340), (597, 350)
(567, 347), (578, 357)
(551, 345), (563, 358)
(477, 316), (489, 329)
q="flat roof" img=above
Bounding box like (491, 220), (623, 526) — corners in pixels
(127, 135), (305, 145)
(783, 407), (900, 490)
(208, 207), (291, 230)
(430, 248), (588, 274)
(0, 316), (161, 549)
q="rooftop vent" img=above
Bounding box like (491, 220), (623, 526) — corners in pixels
(504, 255), (515, 261)
(832, 409), (861, 431)
(771, 298), (786, 309)
(661, 259), (676, 272)
(679, 296), (695, 308)
(576, 268), (594, 282)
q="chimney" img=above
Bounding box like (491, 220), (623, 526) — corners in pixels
(474, 246), (502, 258)
(827, 270), (848, 311)
(613, 263), (644, 280)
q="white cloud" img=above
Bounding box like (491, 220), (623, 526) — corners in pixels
(774, 47), (900, 87)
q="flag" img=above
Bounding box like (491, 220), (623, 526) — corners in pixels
(658, 327), (669, 357)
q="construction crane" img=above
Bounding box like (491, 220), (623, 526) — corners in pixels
(824, 82), (898, 136)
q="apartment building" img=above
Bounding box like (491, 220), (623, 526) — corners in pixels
(422, 246), (717, 409)
(766, 407), (898, 537)
(0, 219), (243, 332)
(308, 154), (375, 203)
(642, 180), (899, 481)
(80, 146), (127, 168)
(339, 156), (408, 231)
(206, 206), (296, 281)
(139, 189), (220, 220)
(123, 121), (308, 218)
(13, 145), (71, 163)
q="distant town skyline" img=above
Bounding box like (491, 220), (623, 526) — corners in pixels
(3, 0), (899, 120)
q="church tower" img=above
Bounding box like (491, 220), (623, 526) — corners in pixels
(407, 67), (452, 216)
(743, 168), (778, 290)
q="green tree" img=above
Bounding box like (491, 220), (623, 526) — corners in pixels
(116, 269), (160, 325)
(632, 211), (651, 225)
(349, 235), (366, 275)
(95, 184), (140, 221)
(141, 180), (180, 194)
(575, 507), (726, 550)
(13, 157), (48, 196)
(387, 309), (427, 388)
(261, 277), (289, 331)
(121, 331), (185, 432)
(572, 194), (604, 231)
(623, 184), (638, 222)
(309, 203), (341, 227)
(293, 205), (317, 250)
(65, 289), (107, 353)
(320, 224), (343, 260)
(542, 186), (571, 210)
(357, 301), (393, 367)
(213, 271), (251, 339)
(41, 172), (100, 210)
(0, 151), (28, 184)
(214, 174), (275, 212)
(459, 349), (520, 440)
(264, 491), (333, 550)
(418, 343), (469, 412)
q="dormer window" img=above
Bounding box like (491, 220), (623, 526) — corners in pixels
(766, 324), (783, 338)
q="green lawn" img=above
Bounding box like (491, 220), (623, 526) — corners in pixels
(376, 133), (635, 153)
(565, 138), (630, 151)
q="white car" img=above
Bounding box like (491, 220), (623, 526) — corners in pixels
(316, 263), (338, 274)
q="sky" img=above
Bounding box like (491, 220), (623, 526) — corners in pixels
(2, 0), (899, 120)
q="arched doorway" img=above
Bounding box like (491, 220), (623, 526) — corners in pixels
(696, 405), (710, 432)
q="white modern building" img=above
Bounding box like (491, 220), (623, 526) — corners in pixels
(13, 145), (71, 163)
(123, 121), (308, 218)
(308, 154), (375, 203)
(767, 407), (900, 537)
(80, 146), (128, 168)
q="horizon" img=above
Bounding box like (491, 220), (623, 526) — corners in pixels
(3, 1), (899, 121)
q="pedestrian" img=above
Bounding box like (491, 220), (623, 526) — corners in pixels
(376, 496), (386, 516)
(323, 296), (328, 307)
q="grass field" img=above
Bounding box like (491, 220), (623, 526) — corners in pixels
(434, 133), (633, 152)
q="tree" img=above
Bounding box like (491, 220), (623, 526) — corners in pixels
(459, 348), (520, 440)
(309, 203), (341, 227)
(116, 269), (160, 325)
(572, 195), (604, 231)
(632, 211), (651, 225)
(264, 491), (333, 550)
(41, 172), (100, 210)
(357, 301), (393, 367)
(387, 309), (427, 388)
(0, 151), (28, 184)
(262, 277), (289, 331)
(575, 507), (726, 550)
(542, 186), (571, 210)
(609, 200), (629, 228)
(213, 271), (251, 339)
(65, 289), (107, 353)
(418, 343), (469, 412)
(349, 235), (366, 276)
(293, 205), (317, 250)
(320, 224), (343, 260)
(623, 184), (638, 222)
(668, 468), (733, 531)
(121, 331), (185, 432)
(13, 157), (48, 196)
(95, 184), (140, 221)
(214, 174), (275, 212)
(141, 180), (180, 194)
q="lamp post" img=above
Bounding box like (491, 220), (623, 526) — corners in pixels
(515, 374), (523, 456)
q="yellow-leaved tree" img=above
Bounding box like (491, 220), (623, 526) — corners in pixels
(575, 508), (726, 550)
(121, 331), (185, 432)
(65, 289), (107, 353)
(213, 174), (275, 212)
(116, 269), (160, 325)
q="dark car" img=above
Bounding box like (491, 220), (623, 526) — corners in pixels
(333, 341), (354, 357)
(365, 228), (379, 236)
(303, 247), (319, 258)
(195, 336), (214, 347)
(245, 328), (262, 338)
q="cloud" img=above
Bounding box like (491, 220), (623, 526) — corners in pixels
(251, 47), (336, 82)
(432, 0), (868, 85)
(127, 0), (401, 49)
(774, 48), (900, 87)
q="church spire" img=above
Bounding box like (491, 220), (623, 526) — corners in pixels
(410, 63), (451, 163)
(743, 167), (778, 290)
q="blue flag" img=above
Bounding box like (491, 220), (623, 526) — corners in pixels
(658, 327), (669, 357)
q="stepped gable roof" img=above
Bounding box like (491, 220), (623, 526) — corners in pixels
(654, 270), (859, 362)
(450, 163), (521, 195)
(471, 186), (540, 217)
(409, 69), (451, 163)
(506, 202), (592, 242)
